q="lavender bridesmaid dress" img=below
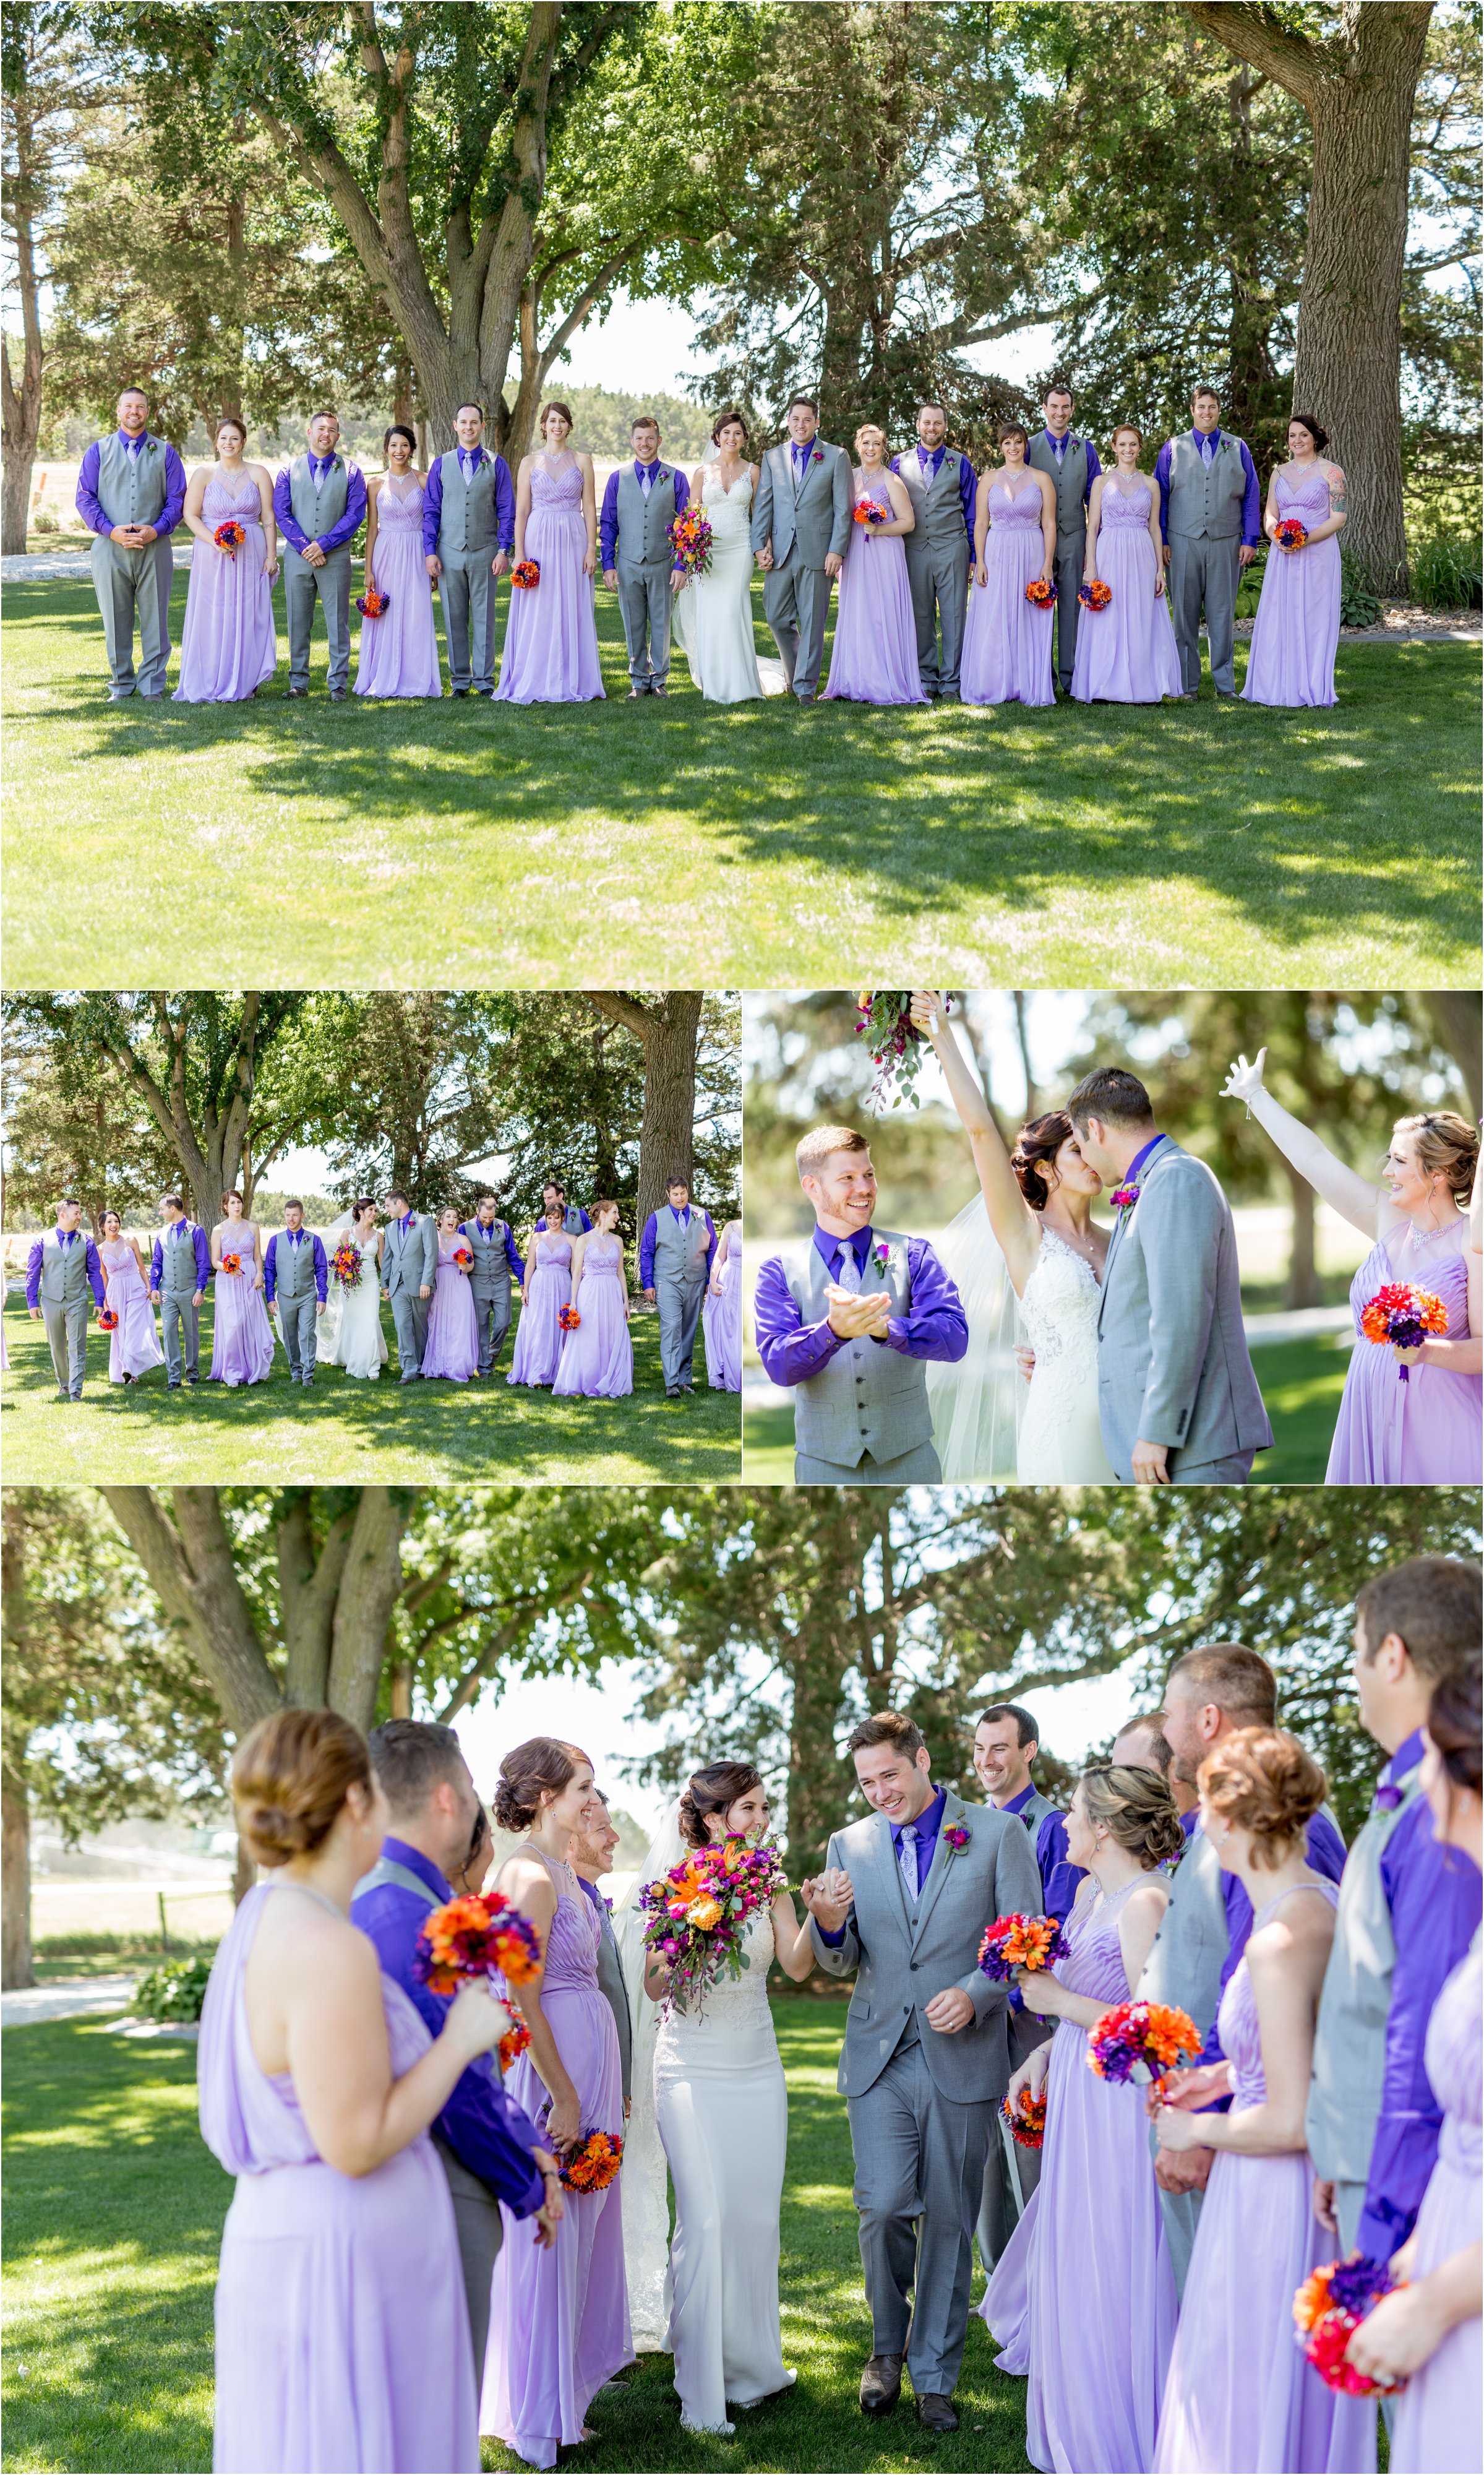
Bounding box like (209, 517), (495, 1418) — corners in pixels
(421, 1242), (479, 1379)
(1242, 470), (1340, 708)
(1070, 481), (1182, 703)
(507, 1234), (573, 1387)
(1390, 1932), (1482, 2475)
(1326, 1226), (1481, 1483)
(198, 1883), (479, 2474)
(483, 1854), (633, 2466)
(211, 1226), (276, 1387)
(99, 1239), (164, 1381)
(703, 1247), (742, 1390)
(1154, 1880), (1372, 2473)
(174, 473), (278, 702)
(984, 1877), (1177, 2473)
(354, 480), (443, 699)
(961, 478), (1055, 707)
(495, 459), (605, 704)
(823, 478), (927, 704)
(551, 1234), (633, 1398)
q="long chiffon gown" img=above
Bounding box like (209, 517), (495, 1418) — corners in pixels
(551, 1234), (633, 1398)
(198, 1882), (479, 2474)
(961, 477), (1055, 707)
(1326, 1224), (1481, 1483)
(702, 1246), (742, 1391)
(482, 1852), (632, 2466)
(211, 1225), (276, 1386)
(1070, 481), (1182, 703)
(420, 1242), (478, 1380)
(671, 470), (775, 702)
(823, 476), (927, 705)
(173, 473), (278, 703)
(354, 480), (442, 698)
(1390, 1930), (1482, 2474)
(507, 1234), (573, 1387)
(984, 1876), (1178, 2473)
(495, 458), (604, 704)
(1153, 1880), (1372, 2473)
(1242, 470), (1340, 709)
(98, 1238), (164, 1381)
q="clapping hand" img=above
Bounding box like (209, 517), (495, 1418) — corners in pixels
(825, 1284), (891, 1341)
(1222, 1048), (1267, 1104)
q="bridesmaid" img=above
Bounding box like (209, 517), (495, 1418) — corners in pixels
(1223, 1052), (1481, 1481)
(1242, 415), (1347, 709)
(421, 1208), (479, 1380)
(1151, 1726), (1368, 2473)
(507, 1208), (573, 1388)
(482, 1739), (633, 2466)
(703, 1216), (742, 1392)
(984, 1765), (1182, 2471)
(1071, 423), (1182, 704)
(1349, 1663), (1482, 2469)
(961, 424), (1057, 707)
(210, 1192), (276, 1387)
(199, 1707), (501, 2473)
(354, 424), (442, 699)
(823, 424), (925, 705)
(496, 402), (605, 704)
(552, 1202), (633, 1399)
(174, 414), (279, 702)
(97, 1208), (164, 1385)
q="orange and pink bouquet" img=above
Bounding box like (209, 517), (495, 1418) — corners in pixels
(1000, 2086), (1047, 2149)
(1293, 2256), (1407, 2396)
(1087, 1999), (1201, 2094)
(1025, 577), (1056, 607)
(412, 1891), (543, 1995)
(1359, 1283), (1448, 1382)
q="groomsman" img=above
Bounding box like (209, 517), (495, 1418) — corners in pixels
(458, 1194), (523, 1375)
(570, 1794), (633, 2109)
(891, 403), (974, 701)
(25, 1199), (105, 1400)
(273, 410), (366, 700)
(752, 1125), (967, 1483)
(423, 403), (514, 697)
(264, 1202), (328, 1387)
(1154, 384), (1261, 699)
(640, 1175), (716, 1398)
(752, 395), (853, 703)
(75, 387), (186, 699)
(1026, 383), (1101, 696)
(600, 415), (689, 697)
(543, 1182), (591, 1238)
(381, 1190), (437, 1380)
(148, 1193), (210, 1390)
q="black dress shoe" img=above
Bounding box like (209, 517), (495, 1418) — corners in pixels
(651, 681), (668, 696)
(452, 686), (470, 697)
(284, 686), (307, 698)
(917, 2394), (958, 2434)
(627, 685), (648, 699)
(859, 2354), (903, 2416)
(328, 687), (346, 701)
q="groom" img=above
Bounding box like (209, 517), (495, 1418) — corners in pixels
(752, 395), (852, 702)
(1069, 1068), (1272, 1481)
(806, 1711), (1042, 2431)
(381, 1190), (438, 1382)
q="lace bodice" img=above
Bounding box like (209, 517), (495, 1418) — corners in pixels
(698, 468), (754, 535)
(530, 457), (584, 514)
(1099, 480), (1154, 528)
(203, 472), (263, 526)
(1020, 1228), (1104, 1367)
(990, 477), (1044, 530)
(333, 1231), (379, 1288)
(581, 1234), (624, 1276)
(1350, 1228), (1472, 1339)
(1276, 468), (1332, 523)
(657, 1909), (776, 2048)
(1217, 1880), (1339, 2109)
(213, 1223), (258, 1268)
(374, 478), (425, 533)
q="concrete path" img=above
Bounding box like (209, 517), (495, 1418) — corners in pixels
(1, 1974), (136, 2026)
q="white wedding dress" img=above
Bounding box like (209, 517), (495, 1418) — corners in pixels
(314, 1221), (388, 1379)
(1016, 1227), (1115, 1480)
(927, 1204), (1115, 1481)
(671, 468), (789, 703)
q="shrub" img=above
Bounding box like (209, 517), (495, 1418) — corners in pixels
(32, 509), (59, 534)
(1410, 536), (1482, 611)
(131, 1953), (213, 2022)
(1338, 550), (1382, 630)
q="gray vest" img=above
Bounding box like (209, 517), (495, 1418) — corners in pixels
(895, 448), (972, 558)
(464, 1219), (512, 1294)
(158, 1221), (201, 1296)
(288, 453), (351, 547)
(1305, 1761), (1419, 2187)
(562, 1207), (587, 1238)
(95, 433), (171, 530)
(651, 1207), (711, 1285)
(37, 1231), (93, 1306)
(435, 450), (500, 554)
(615, 465), (680, 566)
(780, 1229), (933, 1465)
(1165, 432), (1248, 541)
(274, 1230), (317, 1300)
(1138, 1821), (1227, 2039)
(1026, 432), (1091, 542)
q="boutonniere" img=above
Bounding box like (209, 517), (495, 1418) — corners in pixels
(873, 1240), (890, 1272)
(1373, 1781), (1404, 1813)
(810, 446), (824, 463)
(1110, 1182), (1141, 1213)
(943, 1824), (969, 1853)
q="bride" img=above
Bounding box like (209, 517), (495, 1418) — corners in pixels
(615, 1763), (814, 2434)
(672, 411), (787, 702)
(315, 1197), (388, 1379)
(908, 991), (1115, 1481)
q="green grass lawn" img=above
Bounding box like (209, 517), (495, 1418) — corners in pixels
(3, 2000), (1035, 2475)
(4, 575), (1477, 986)
(0, 1295), (739, 1483)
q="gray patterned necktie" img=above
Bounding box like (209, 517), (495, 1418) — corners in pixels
(897, 1823), (919, 1901)
(834, 1244), (862, 1295)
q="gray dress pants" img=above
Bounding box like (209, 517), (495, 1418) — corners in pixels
(388, 1286), (429, 1377)
(904, 540), (971, 695)
(763, 557), (833, 699)
(91, 535), (174, 695)
(1050, 536), (1085, 690)
(848, 2037), (995, 2397)
(437, 551), (497, 692)
(431, 2136), (504, 2377)
(615, 559), (673, 687)
(471, 1280), (512, 1374)
(658, 1271), (706, 1388)
(1168, 534), (1242, 694)
(978, 2007), (1048, 2268)
(278, 1293), (319, 1383)
(160, 1296), (199, 1384)
(284, 549), (352, 692)
(42, 1298), (89, 1397)
(794, 1438), (943, 1485)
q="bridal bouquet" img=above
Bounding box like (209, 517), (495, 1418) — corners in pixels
(1360, 1282), (1448, 1380)
(668, 507), (713, 577)
(221, 1251), (241, 1277)
(512, 560), (540, 590)
(331, 1239), (362, 1289)
(638, 1836), (788, 2015)
(854, 989), (947, 1111)
(1000, 2086), (1047, 2149)
(1025, 577), (1056, 607)
(1078, 579), (1112, 611)
(355, 585), (389, 618)
(852, 496), (886, 540)
(213, 519), (246, 554)
(1274, 517), (1309, 550)
(1087, 1999), (1201, 2093)
(411, 1891), (543, 1994)
(1293, 2256), (1407, 2396)
(978, 1912), (1070, 1981)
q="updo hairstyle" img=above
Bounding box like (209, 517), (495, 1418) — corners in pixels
(1289, 412), (1329, 454)
(679, 1760), (762, 1847)
(383, 423), (416, 456)
(353, 1195), (376, 1218)
(494, 1735), (581, 1832)
(1079, 1763), (1186, 1869)
(712, 408), (751, 449)
(231, 1707), (371, 1867)
(1389, 1111), (1478, 1204)
(854, 422), (886, 453)
(1111, 421), (1143, 450)
(998, 423), (1029, 450)
(1197, 1724), (1326, 1869)
(1428, 1664), (1482, 1799)
(1010, 1110), (1076, 1210)
(215, 414), (247, 446)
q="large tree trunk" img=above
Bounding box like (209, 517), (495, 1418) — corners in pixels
(325, 1490), (411, 1732)
(1283, 1163), (1319, 1309)
(1424, 992), (1483, 1121)
(100, 1487), (282, 1734)
(1, 1775), (33, 1991)
(0, 193), (45, 556)
(583, 993), (705, 1226)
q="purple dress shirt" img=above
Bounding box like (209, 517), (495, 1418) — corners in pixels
(1153, 428), (1262, 546)
(1001, 1782), (1085, 1923)
(638, 1205), (717, 1293)
(752, 1224), (969, 1388)
(25, 1231), (106, 1311)
(599, 459), (691, 570)
(888, 445), (977, 549)
(262, 1230), (328, 1305)
(149, 1221), (212, 1293)
(271, 455), (367, 557)
(421, 447), (516, 557)
(350, 1836), (547, 2214)
(818, 1784), (948, 1945)
(75, 431), (187, 538)
(459, 1218), (525, 1281)
(1036, 429), (1102, 505)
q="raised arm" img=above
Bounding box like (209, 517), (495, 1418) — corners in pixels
(909, 991), (1041, 1293)
(1221, 1049), (1384, 1237)
(771, 1888), (820, 1981)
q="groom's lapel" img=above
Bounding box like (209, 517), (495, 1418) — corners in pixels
(910, 1788), (963, 1946)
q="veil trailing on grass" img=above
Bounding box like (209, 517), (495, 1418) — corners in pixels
(925, 1194), (1023, 1481)
(612, 1799), (687, 2350)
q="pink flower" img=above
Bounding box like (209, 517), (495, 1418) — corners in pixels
(944, 1824), (969, 1851)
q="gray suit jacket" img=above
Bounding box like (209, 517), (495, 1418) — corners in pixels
(590, 1891), (633, 2104)
(382, 1212), (438, 1299)
(811, 1788), (1042, 2103)
(752, 439), (852, 569)
(1096, 1135), (1272, 1477)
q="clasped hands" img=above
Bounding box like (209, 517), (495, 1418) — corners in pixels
(826, 1283), (891, 1343)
